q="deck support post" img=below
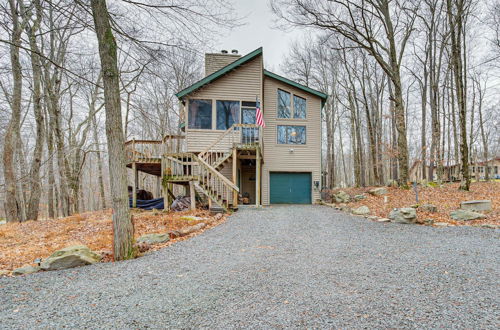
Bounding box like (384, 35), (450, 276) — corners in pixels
(132, 162), (137, 208)
(189, 181), (196, 210)
(232, 148), (238, 209)
(256, 148), (261, 207)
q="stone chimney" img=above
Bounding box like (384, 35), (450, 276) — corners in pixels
(205, 50), (241, 76)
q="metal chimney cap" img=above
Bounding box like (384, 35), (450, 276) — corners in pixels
(231, 49), (238, 54)
(221, 49), (228, 54)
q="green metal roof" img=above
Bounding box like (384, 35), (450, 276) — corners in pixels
(176, 47), (263, 99)
(263, 70), (328, 101)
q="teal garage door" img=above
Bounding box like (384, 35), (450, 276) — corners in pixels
(270, 172), (312, 204)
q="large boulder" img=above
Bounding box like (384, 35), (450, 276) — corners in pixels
(351, 206), (370, 215)
(388, 208), (417, 224)
(136, 233), (170, 244)
(450, 209), (486, 221)
(40, 245), (101, 271)
(460, 200), (492, 212)
(334, 191), (351, 203)
(12, 265), (40, 276)
(368, 187), (388, 196)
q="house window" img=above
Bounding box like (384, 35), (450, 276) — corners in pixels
(277, 125), (306, 144)
(472, 166), (475, 173)
(495, 166), (498, 174)
(294, 95), (306, 119)
(216, 100), (240, 130)
(277, 89), (291, 118)
(188, 99), (212, 129)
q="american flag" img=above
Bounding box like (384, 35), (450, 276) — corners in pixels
(256, 97), (265, 128)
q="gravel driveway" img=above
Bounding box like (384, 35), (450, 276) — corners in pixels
(1, 205), (499, 329)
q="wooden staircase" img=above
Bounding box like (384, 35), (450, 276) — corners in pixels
(162, 124), (261, 211)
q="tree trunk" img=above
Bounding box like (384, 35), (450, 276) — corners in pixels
(24, 0), (45, 221)
(3, 0), (23, 223)
(90, 0), (135, 260)
(447, 0), (470, 190)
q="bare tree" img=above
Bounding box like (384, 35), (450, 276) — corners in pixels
(446, 0), (471, 190)
(3, 0), (24, 222)
(90, 0), (135, 260)
(271, 0), (418, 186)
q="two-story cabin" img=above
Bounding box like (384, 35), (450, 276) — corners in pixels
(126, 47), (327, 211)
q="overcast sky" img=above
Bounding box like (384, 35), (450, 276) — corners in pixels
(214, 0), (303, 74)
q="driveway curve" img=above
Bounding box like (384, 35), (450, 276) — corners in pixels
(1, 205), (499, 328)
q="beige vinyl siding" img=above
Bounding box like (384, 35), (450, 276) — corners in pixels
(186, 130), (242, 153)
(185, 55), (263, 152)
(262, 76), (322, 205)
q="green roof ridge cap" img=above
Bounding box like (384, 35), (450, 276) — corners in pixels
(176, 47), (263, 99)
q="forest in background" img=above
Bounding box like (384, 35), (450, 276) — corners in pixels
(0, 0), (499, 223)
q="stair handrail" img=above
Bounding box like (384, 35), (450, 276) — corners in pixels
(198, 125), (238, 160)
(193, 154), (239, 192)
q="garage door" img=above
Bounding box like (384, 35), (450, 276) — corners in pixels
(270, 172), (312, 204)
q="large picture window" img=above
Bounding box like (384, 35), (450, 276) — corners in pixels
(217, 100), (240, 130)
(277, 125), (306, 145)
(293, 95), (306, 119)
(277, 89), (291, 118)
(188, 99), (212, 129)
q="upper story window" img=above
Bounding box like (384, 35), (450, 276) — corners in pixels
(216, 100), (240, 130)
(278, 89), (307, 119)
(277, 125), (306, 145)
(294, 95), (306, 119)
(188, 99), (212, 129)
(277, 89), (291, 118)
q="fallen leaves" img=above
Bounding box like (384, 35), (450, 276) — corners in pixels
(327, 181), (499, 226)
(0, 209), (226, 271)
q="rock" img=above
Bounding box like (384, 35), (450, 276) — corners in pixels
(368, 187), (388, 196)
(450, 209), (486, 221)
(136, 233), (170, 244)
(214, 213), (223, 220)
(480, 224), (499, 229)
(410, 204), (419, 209)
(367, 215), (379, 220)
(12, 265), (40, 275)
(334, 191), (351, 203)
(135, 242), (151, 253)
(354, 194), (366, 201)
(388, 207), (417, 224)
(434, 222), (449, 227)
(169, 230), (181, 239)
(177, 223), (207, 236)
(460, 200), (492, 212)
(0, 270), (10, 276)
(40, 245), (101, 271)
(351, 206), (370, 215)
(421, 204), (437, 213)
(180, 216), (206, 221)
(424, 218), (435, 225)
(376, 218), (391, 222)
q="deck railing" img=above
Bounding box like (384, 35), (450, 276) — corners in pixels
(198, 124), (262, 166)
(125, 135), (185, 163)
